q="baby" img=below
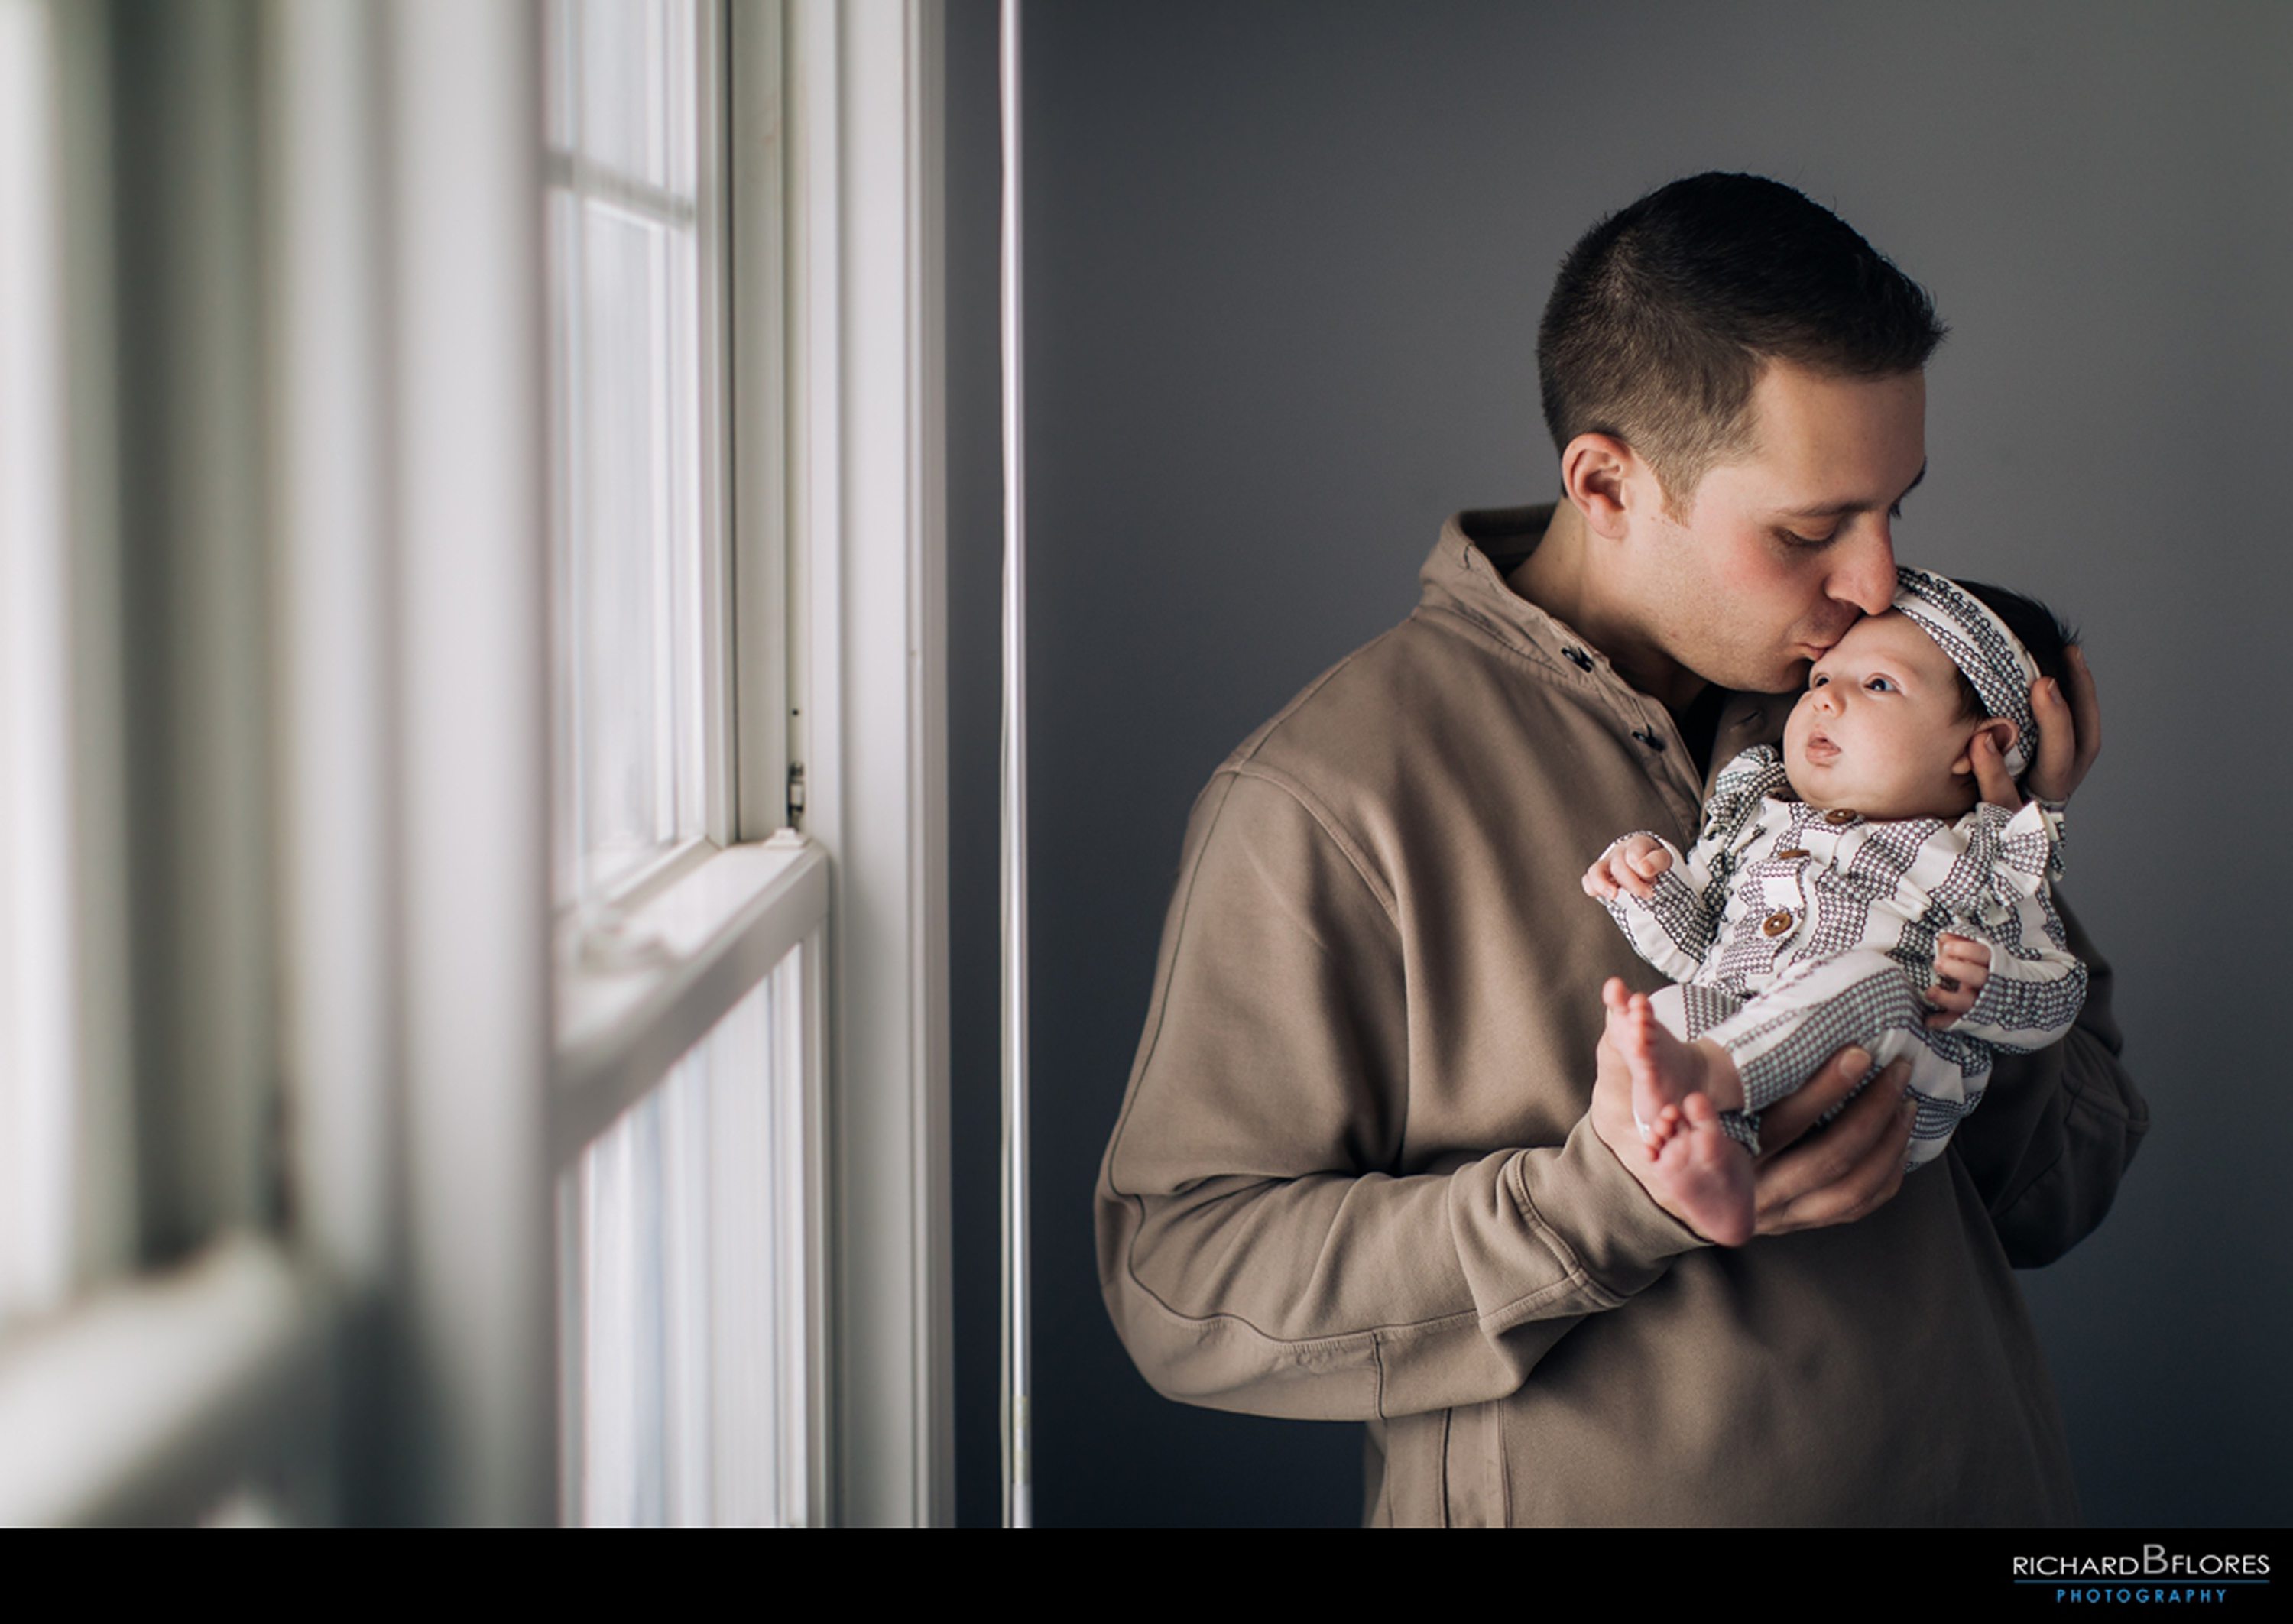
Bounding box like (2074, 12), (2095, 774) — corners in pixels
(1581, 567), (2085, 1246)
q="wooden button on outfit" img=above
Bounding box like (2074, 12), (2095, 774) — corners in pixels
(1762, 911), (1794, 937)
(1776, 847), (1808, 860)
(1824, 809), (1859, 826)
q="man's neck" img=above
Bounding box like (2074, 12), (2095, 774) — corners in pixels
(1506, 502), (1708, 715)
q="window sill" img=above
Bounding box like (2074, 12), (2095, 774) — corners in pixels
(552, 831), (829, 1168)
(0, 1233), (323, 1525)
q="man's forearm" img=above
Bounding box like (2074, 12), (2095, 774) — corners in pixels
(1098, 1110), (1703, 1421)
(1099, 766), (1703, 1421)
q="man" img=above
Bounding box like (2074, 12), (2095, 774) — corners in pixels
(1093, 173), (2143, 1525)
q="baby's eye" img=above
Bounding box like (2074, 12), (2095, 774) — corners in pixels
(1865, 676), (1896, 692)
(1809, 673), (1829, 689)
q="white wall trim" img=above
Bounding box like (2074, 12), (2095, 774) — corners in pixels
(786, 0), (952, 1528)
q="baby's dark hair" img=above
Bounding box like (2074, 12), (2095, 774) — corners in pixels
(1950, 581), (2078, 722)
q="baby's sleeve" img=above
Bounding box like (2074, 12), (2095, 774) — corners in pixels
(1594, 746), (1785, 983)
(1938, 802), (2087, 1051)
(1597, 835), (1713, 982)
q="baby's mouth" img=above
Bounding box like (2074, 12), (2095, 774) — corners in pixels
(1804, 731), (1841, 763)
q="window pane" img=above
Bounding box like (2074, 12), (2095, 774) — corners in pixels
(544, 0), (709, 911)
(548, 0), (694, 195)
(560, 938), (815, 1528)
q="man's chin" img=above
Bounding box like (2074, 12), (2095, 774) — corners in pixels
(1747, 655), (1815, 696)
(1695, 647), (1821, 696)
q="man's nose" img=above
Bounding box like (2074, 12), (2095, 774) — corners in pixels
(1828, 519), (1897, 618)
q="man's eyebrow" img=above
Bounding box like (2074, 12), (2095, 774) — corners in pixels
(1775, 460), (1928, 520)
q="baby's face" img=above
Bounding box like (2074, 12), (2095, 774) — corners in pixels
(1782, 610), (1987, 820)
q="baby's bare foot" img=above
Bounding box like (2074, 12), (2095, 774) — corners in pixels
(1647, 1093), (1756, 1246)
(1607, 990), (1743, 1154)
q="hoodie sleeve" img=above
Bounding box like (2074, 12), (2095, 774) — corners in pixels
(1946, 893), (2147, 1268)
(1096, 767), (1708, 1421)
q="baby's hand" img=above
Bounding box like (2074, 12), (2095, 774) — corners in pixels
(1924, 934), (1993, 1029)
(1582, 835), (1673, 901)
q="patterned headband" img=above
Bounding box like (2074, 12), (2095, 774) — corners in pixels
(1891, 566), (2041, 778)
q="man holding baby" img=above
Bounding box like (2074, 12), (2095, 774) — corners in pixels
(1095, 172), (2141, 1526)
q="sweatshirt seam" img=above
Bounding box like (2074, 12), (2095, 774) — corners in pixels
(1226, 762), (1399, 923)
(1103, 769), (1242, 1211)
(1127, 1266), (1503, 1356)
(1105, 770), (1452, 1357)
(1224, 640), (1383, 771)
(1498, 1150), (1639, 1314)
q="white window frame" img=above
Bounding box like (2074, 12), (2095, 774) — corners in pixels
(542, 0), (734, 918)
(0, 0), (950, 1528)
(785, 0), (953, 1527)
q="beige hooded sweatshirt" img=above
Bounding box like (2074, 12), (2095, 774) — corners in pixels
(1095, 505), (2146, 1526)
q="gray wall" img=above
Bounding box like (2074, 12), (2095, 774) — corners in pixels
(948, 0), (2293, 1526)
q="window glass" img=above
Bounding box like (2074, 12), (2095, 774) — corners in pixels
(563, 943), (813, 1527)
(544, 0), (709, 910)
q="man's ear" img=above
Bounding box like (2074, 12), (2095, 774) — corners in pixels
(1951, 716), (2019, 776)
(1560, 433), (1639, 541)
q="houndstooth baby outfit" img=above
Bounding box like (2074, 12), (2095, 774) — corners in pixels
(1597, 569), (2086, 1166)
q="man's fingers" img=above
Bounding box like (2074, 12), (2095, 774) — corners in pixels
(1923, 993), (1974, 1029)
(2029, 676), (2077, 801)
(1755, 1043), (1873, 1152)
(1935, 938), (1990, 975)
(2065, 645), (2102, 780)
(1970, 730), (2021, 809)
(1753, 1060), (1914, 1234)
(2026, 647), (2101, 804)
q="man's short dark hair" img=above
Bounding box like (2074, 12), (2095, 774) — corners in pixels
(1538, 172), (1948, 514)
(1951, 582), (2078, 726)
